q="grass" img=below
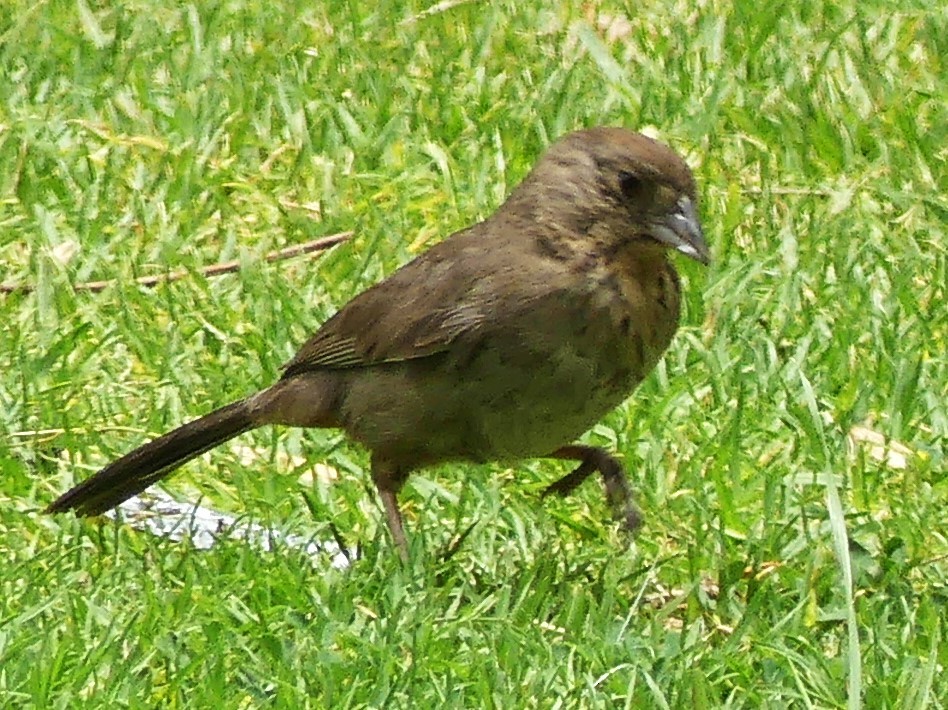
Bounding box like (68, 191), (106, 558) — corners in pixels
(1, 0), (946, 706)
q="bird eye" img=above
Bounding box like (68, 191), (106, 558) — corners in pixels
(618, 170), (648, 202)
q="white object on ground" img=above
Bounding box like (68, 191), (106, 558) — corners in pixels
(105, 489), (351, 569)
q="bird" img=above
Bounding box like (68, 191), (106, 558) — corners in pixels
(46, 126), (710, 558)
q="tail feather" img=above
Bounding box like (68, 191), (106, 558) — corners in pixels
(46, 399), (255, 516)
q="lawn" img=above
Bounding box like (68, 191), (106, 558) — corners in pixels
(1, 0), (945, 706)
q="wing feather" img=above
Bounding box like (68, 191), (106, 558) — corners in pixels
(281, 227), (508, 377)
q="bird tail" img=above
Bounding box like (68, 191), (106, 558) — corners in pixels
(46, 399), (255, 516)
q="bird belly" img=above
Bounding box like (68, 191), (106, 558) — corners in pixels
(339, 307), (654, 467)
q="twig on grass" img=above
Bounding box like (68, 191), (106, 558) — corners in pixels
(0, 231), (353, 295)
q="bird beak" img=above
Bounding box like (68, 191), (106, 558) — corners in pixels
(650, 196), (710, 265)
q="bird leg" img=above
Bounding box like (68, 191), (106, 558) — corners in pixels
(542, 444), (642, 533)
(371, 458), (410, 560)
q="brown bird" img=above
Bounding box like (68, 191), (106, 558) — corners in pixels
(47, 127), (709, 558)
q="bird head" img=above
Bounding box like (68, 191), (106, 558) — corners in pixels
(512, 127), (711, 265)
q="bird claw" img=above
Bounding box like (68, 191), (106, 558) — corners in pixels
(543, 446), (643, 533)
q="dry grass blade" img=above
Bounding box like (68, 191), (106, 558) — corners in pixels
(0, 231), (353, 295)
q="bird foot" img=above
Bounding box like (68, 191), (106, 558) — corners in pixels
(543, 445), (642, 534)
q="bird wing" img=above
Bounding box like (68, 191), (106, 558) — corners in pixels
(281, 227), (524, 377)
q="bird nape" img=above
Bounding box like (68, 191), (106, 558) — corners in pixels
(47, 127), (709, 559)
